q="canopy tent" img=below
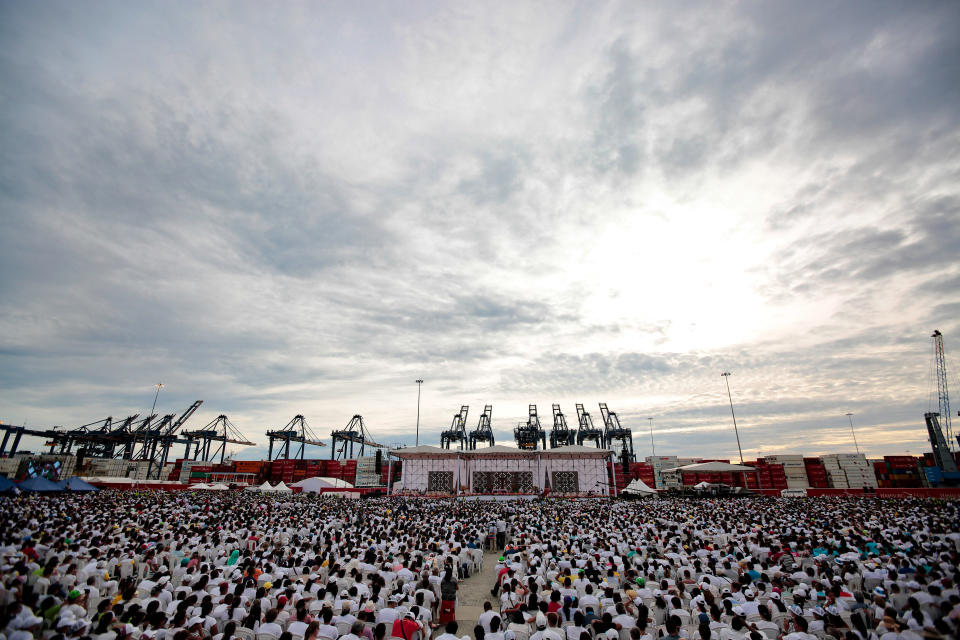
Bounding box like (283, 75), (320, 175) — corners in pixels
(0, 477), (16, 493)
(673, 461), (757, 473)
(208, 483), (230, 491)
(18, 476), (62, 492)
(253, 481), (278, 492)
(62, 477), (99, 492)
(291, 477), (355, 492)
(694, 481), (713, 489)
(273, 481), (293, 493)
(621, 478), (657, 496)
(188, 483), (212, 490)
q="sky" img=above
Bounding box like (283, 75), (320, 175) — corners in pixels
(2, 1), (960, 462)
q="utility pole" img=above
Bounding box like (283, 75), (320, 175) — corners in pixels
(647, 417), (655, 457)
(721, 372), (744, 464)
(845, 412), (860, 455)
(415, 379), (423, 446)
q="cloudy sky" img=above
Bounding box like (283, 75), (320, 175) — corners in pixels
(2, 1), (959, 461)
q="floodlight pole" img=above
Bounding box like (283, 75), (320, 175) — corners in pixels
(415, 379), (423, 447)
(721, 372), (744, 464)
(845, 412), (860, 455)
(149, 383), (164, 418)
(648, 417), (655, 457)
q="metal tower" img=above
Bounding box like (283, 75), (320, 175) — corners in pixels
(440, 406), (469, 450)
(514, 404), (546, 450)
(267, 415), (327, 460)
(549, 404), (575, 448)
(575, 403), (604, 448)
(599, 402), (634, 464)
(468, 405), (494, 449)
(331, 415), (382, 459)
(932, 330), (956, 452)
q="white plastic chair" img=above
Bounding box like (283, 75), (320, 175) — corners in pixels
(256, 633), (280, 640)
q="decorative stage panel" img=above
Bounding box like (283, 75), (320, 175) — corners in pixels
(427, 471), (454, 492)
(551, 470), (579, 493)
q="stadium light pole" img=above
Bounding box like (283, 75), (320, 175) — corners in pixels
(845, 412), (860, 455)
(149, 383), (164, 418)
(721, 372), (744, 464)
(647, 417), (656, 457)
(415, 379), (423, 447)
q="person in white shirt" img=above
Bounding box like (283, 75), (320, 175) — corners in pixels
(478, 601), (498, 634)
(435, 620), (463, 640)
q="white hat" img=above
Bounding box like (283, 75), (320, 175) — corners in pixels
(187, 617), (204, 628)
(605, 630), (619, 639)
(535, 613), (547, 629)
(788, 605), (803, 616)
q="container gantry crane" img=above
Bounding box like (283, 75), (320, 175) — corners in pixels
(599, 402), (635, 465)
(468, 405), (494, 449)
(575, 403), (604, 448)
(440, 406), (469, 450)
(514, 404), (547, 450)
(267, 415), (326, 460)
(331, 414), (382, 459)
(182, 415), (255, 464)
(550, 404), (575, 448)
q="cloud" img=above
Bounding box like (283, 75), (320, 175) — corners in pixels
(1, 1), (959, 462)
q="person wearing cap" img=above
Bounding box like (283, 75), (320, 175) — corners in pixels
(530, 612), (563, 640)
(377, 596), (401, 626)
(391, 609), (423, 640)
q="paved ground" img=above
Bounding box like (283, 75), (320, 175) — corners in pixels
(450, 548), (499, 638)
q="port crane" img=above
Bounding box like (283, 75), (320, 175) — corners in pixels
(514, 404), (547, 450)
(468, 405), (494, 449)
(575, 403), (604, 448)
(331, 414), (382, 459)
(182, 415), (255, 464)
(440, 406), (470, 450)
(549, 404), (575, 448)
(0, 401), (203, 480)
(926, 330), (960, 483)
(599, 402), (635, 465)
(267, 415), (326, 460)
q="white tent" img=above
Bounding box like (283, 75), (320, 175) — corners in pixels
(208, 483), (230, 491)
(621, 478), (657, 496)
(190, 483), (230, 491)
(694, 481), (712, 489)
(188, 483), (211, 490)
(273, 481), (293, 493)
(673, 461), (757, 473)
(255, 481), (277, 492)
(292, 477), (355, 493)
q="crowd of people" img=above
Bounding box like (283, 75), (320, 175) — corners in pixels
(0, 491), (957, 640)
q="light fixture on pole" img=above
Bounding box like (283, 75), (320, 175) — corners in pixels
(845, 412), (860, 455)
(721, 372), (744, 464)
(415, 379), (424, 447)
(647, 417), (656, 457)
(149, 383), (164, 418)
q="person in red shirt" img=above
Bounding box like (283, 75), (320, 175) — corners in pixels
(391, 611), (423, 640)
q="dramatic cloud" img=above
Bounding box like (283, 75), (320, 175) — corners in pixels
(2, 1), (959, 460)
